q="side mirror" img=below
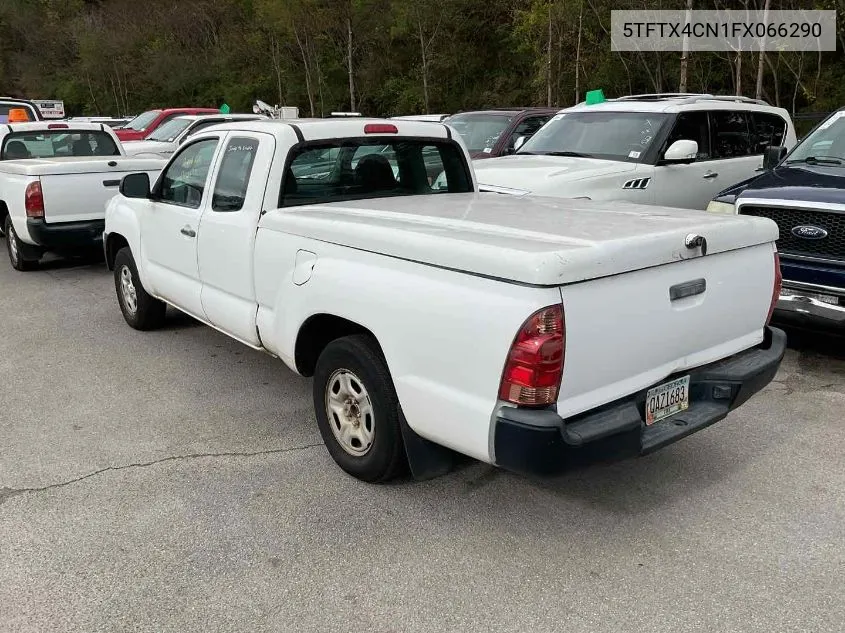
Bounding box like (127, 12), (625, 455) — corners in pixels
(513, 136), (527, 152)
(763, 145), (787, 170)
(120, 172), (151, 199)
(662, 139), (698, 164)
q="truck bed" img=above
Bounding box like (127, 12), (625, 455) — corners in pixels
(260, 193), (778, 286)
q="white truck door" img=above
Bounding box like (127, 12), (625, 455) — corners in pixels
(197, 132), (276, 347)
(141, 136), (221, 319)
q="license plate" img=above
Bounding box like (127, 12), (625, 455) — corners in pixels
(645, 375), (690, 425)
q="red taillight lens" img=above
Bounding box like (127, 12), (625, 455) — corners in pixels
(766, 251), (782, 324)
(499, 304), (565, 406)
(25, 181), (44, 219)
(363, 123), (398, 134)
(47, 123), (69, 129)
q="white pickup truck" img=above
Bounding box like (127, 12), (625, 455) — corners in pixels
(104, 118), (787, 482)
(0, 121), (164, 270)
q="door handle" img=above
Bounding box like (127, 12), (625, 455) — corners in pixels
(702, 172), (719, 179)
(180, 226), (196, 238)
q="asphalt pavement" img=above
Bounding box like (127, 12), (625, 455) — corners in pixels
(1, 254), (843, 633)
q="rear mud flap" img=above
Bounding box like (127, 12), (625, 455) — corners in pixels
(398, 408), (455, 481)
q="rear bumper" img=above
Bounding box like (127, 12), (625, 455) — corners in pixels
(774, 281), (845, 328)
(26, 218), (105, 252)
(493, 326), (787, 475)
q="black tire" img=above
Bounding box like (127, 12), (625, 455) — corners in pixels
(5, 216), (38, 271)
(113, 246), (166, 330)
(313, 335), (406, 482)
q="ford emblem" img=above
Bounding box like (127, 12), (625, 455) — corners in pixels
(791, 225), (828, 240)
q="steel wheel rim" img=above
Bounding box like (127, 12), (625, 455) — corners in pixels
(7, 225), (19, 265)
(119, 265), (138, 314)
(325, 368), (375, 457)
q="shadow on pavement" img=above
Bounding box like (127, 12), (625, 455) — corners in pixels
(777, 323), (845, 360)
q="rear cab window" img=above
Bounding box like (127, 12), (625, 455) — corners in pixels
(1, 130), (120, 160)
(281, 138), (472, 207)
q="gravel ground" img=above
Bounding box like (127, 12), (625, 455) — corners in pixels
(1, 255), (843, 633)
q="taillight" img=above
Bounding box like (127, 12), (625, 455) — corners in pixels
(766, 251), (782, 324)
(499, 304), (565, 406)
(25, 181), (44, 219)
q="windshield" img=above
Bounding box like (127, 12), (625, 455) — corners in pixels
(0, 130), (120, 159)
(445, 113), (512, 154)
(147, 118), (192, 142)
(786, 111), (845, 164)
(124, 110), (161, 132)
(518, 112), (669, 162)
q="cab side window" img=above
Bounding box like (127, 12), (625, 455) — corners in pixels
(749, 112), (787, 154)
(157, 138), (218, 209)
(212, 137), (259, 212)
(664, 111), (711, 160)
(710, 111), (752, 159)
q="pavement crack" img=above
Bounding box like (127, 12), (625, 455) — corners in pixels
(0, 442), (323, 507)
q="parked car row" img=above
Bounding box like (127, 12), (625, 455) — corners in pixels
(0, 111), (788, 484)
(6, 92), (843, 483)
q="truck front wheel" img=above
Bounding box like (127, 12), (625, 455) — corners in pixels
(113, 247), (166, 331)
(313, 335), (406, 482)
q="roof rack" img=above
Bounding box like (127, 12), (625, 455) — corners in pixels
(611, 93), (696, 101)
(608, 93), (769, 106)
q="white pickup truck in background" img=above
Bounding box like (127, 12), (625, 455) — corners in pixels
(121, 113), (264, 158)
(0, 121), (165, 270)
(104, 118), (786, 482)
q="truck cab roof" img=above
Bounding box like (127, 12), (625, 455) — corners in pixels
(197, 118), (453, 142)
(2, 121), (109, 134)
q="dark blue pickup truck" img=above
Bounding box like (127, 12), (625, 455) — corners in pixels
(708, 108), (845, 329)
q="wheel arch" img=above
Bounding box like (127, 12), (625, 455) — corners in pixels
(294, 313), (383, 378)
(105, 232), (130, 270)
(296, 312), (455, 480)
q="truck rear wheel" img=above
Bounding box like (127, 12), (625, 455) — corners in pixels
(113, 247), (166, 331)
(313, 335), (406, 482)
(5, 216), (38, 271)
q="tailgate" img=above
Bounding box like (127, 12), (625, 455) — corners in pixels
(556, 243), (777, 418)
(40, 168), (160, 223)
